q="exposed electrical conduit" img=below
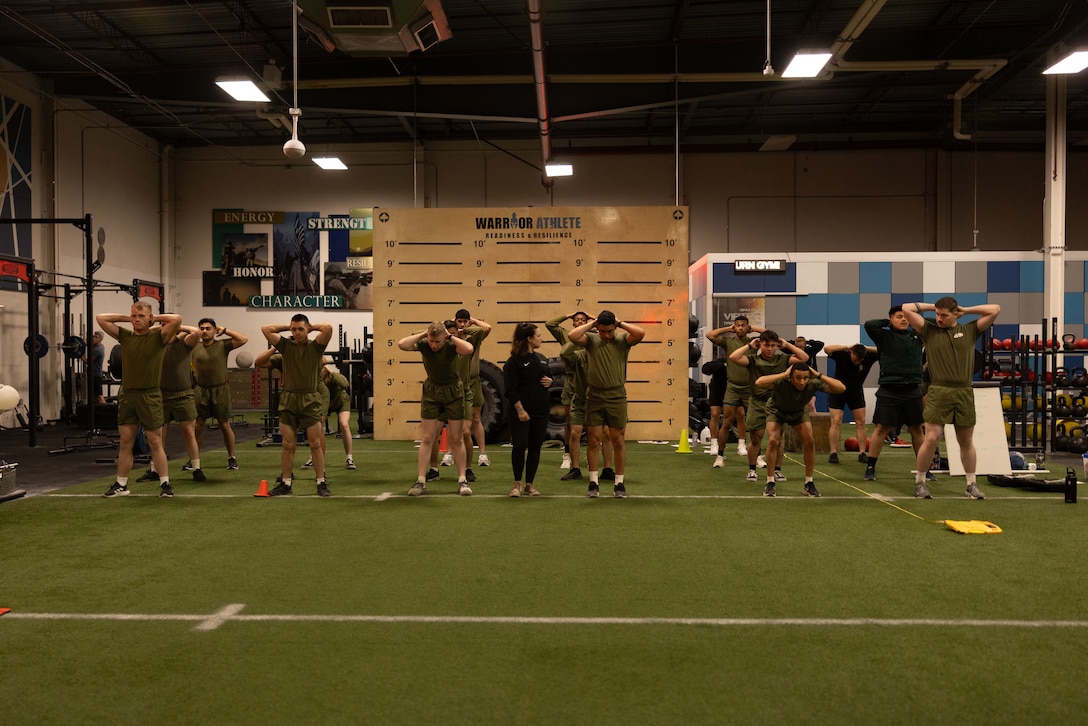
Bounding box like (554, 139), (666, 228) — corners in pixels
(526, 0), (552, 187)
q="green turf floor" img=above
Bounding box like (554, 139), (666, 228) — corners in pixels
(2, 437), (1086, 724)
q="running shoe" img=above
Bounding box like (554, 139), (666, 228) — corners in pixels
(458, 481), (473, 496)
(192, 468), (206, 482)
(408, 482), (427, 497)
(965, 483), (986, 500)
(803, 482), (820, 497)
(227, 457), (239, 470)
(560, 468), (582, 481)
(613, 483), (627, 499)
(713, 455), (725, 469)
(103, 482), (129, 498)
(316, 481), (331, 497)
(346, 456), (356, 470)
(763, 482), (776, 497)
(159, 482), (174, 498)
(828, 452), (839, 464)
(587, 482), (600, 498)
(425, 467), (440, 482)
(915, 483), (932, 499)
(270, 482), (293, 496)
(478, 454), (490, 467)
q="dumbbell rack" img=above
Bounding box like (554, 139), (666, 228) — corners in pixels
(982, 318), (1054, 458)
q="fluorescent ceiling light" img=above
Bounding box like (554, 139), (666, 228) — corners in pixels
(781, 50), (832, 78)
(313, 157), (348, 170)
(544, 163), (573, 177)
(215, 77), (270, 102)
(1043, 50), (1088, 75)
(759, 134), (797, 152)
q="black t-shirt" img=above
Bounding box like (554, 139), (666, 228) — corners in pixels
(829, 349), (879, 391)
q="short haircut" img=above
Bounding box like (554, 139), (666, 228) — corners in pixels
(572, 311), (589, 320)
(759, 330), (779, 343)
(198, 317), (216, 328)
(790, 362), (812, 377)
(132, 301), (153, 314)
(888, 305), (903, 316)
(455, 308), (471, 320)
(597, 310), (617, 326)
(427, 321), (447, 337)
(934, 296), (959, 312)
(291, 313), (310, 325)
(734, 315), (749, 324)
(443, 319), (457, 332)
(850, 343), (867, 359)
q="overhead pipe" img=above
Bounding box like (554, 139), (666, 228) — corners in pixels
(527, 0), (552, 188)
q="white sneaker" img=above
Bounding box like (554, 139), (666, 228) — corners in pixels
(756, 454), (767, 468)
(707, 441), (719, 456)
(713, 455), (725, 468)
(560, 453), (572, 469)
(345, 456), (356, 470)
(441, 452), (453, 466)
(737, 442), (748, 456)
(478, 453), (490, 467)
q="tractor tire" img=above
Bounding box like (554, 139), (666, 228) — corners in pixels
(478, 359), (506, 443)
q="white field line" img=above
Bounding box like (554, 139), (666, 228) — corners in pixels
(5, 606), (1088, 632)
(43, 492), (1059, 500)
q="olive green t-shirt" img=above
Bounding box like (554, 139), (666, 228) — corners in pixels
(454, 326), (487, 383)
(274, 337), (327, 393)
(746, 349), (791, 402)
(921, 320), (980, 388)
(418, 339), (461, 385)
(192, 339), (235, 387)
(160, 337), (195, 391)
(769, 378), (827, 416)
(118, 326), (167, 390)
(582, 329), (631, 390)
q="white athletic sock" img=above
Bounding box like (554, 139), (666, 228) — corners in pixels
(589, 471), (599, 483)
(615, 474), (624, 485)
(191, 459), (200, 469)
(117, 477), (128, 486)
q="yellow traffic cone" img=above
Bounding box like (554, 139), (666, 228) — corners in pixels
(676, 429), (693, 453)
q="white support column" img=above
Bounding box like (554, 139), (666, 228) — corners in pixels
(1043, 71), (1067, 336)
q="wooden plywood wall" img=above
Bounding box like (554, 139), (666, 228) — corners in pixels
(372, 207), (689, 441)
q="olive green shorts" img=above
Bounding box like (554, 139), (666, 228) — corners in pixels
(196, 383), (233, 421)
(118, 387), (164, 430)
(569, 394), (586, 426)
(745, 397), (771, 432)
(923, 385), (976, 427)
(469, 376), (482, 411)
(279, 390), (325, 431)
(723, 381), (752, 408)
(328, 390), (350, 414)
(162, 388), (197, 424)
(766, 406), (808, 427)
(585, 386), (628, 429)
(421, 380), (465, 422)
(561, 377), (575, 406)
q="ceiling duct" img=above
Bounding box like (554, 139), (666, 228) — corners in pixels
(327, 3), (393, 29)
(298, 0), (450, 55)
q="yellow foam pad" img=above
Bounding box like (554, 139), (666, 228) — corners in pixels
(944, 520), (1003, 535)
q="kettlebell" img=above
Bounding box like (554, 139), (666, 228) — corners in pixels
(1073, 367), (1088, 389)
(1055, 422), (1071, 452)
(1056, 367), (1070, 388)
(1070, 426), (1088, 455)
(1056, 394), (1073, 418)
(1064, 333), (1078, 351)
(1075, 396), (1088, 419)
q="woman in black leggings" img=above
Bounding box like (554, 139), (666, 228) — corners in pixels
(503, 322), (553, 497)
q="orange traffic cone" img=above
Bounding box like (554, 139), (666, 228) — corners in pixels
(254, 479), (270, 497)
(438, 427), (449, 453)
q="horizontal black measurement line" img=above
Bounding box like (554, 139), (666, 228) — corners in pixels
(627, 380), (651, 384)
(598, 281), (663, 285)
(629, 401), (663, 405)
(598, 240), (661, 244)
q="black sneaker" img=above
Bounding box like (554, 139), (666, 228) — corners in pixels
(136, 469), (158, 482)
(560, 467), (583, 481)
(408, 481), (427, 496)
(425, 467), (441, 482)
(803, 482), (821, 497)
(763, 482), (776, 497)
(181, 461), (194, 471)
(227, 457), (239, 470)
(613, 483), (627, 499)
(269, 482), (292, 496)
(316, 481), (331, 497)
(103, 482), (130, 498)
(863, 469), (876, 481)
(828, 452), (839, 464)
(192, 468), (207, 482)
(600, 467), (616, 481)
(159, 482), (174, 498)
(587, 482), (600, 498)
(465, 468), (477, 483)
(857, 452), (868, 464)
